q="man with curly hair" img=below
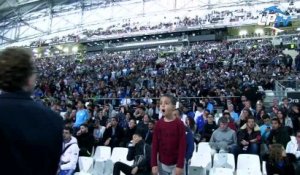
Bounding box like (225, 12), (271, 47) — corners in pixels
(0, 47), (63, 175)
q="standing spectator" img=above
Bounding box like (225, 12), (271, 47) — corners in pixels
(76, 124), (94, 156)
(265, 144), (296, 175)
(145, 120), (155, 145)
(0, 47), (63, 175)
(237, 117), (261, 155)
(173, 109), (194, 175)
(103, 117), (124, 148)
(58, 127), (79, 175)
(113, 130), (151, 175)
(151, 95), (186, 175)
(267, 118), (291, 148)
(209, 117), (237, 154)
(73, 100), (89, 134)
(202, 113), (218, 142)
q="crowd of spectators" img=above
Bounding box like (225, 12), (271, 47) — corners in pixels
(31, 39), (300, 174)
(28, 2), (300, 47)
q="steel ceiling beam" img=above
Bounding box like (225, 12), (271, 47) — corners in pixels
(0, 35), (14, 42)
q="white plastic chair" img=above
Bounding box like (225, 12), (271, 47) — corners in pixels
(209, 168), (234, 175)
(74, 173), (92, 175)
(213, 153), (235, 171)
(78, 157), (94, 173)
(236, 169), (262, 175)
(111, 147), (132, 165)
(198, 142), (212, 154)
(237, 154), (261, 171)
(189, 151), (212, 175)
(94, 146), (111, 161)
(262, 161), (267, 175)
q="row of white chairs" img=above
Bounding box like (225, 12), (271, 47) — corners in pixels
(76, 145), (266, 175)
(75, 146), (133, 175)
(191, 143), (266, 175)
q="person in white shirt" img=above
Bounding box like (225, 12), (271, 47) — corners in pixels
(58, 127), (80, 175)
(286, 130), (300, 174)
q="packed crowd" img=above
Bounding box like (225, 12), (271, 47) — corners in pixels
(30, 39), (300, 174)
(29, 6), (264, 47)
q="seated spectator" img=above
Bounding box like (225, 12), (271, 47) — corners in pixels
(137, 114), (150, 138)
(134, 106), (146, 121)
(58, 127), (79, 175)
(76, 124), (94, 156)
(289, 104), (300, 134)
(73, 100), (89, 134)
(223, 112), (237, 131)
(277, 110), (293, 135)
(237, 116), (261, 155)
(185, 116), (196, 134)
(260, 114), (272, 143)
(103, 117), (124, 148)
(279, 97), (290, 115)
(97, 110), (108, 127)
(93, 120), (106, 146)
(113, 130), (151, 175)
(264, 144), (296, 175)
(267, 118), (291, 148)
(227, 104), (239, 123)
(286, 130), (300, 174)
(238, 108), (252, 128)
(209, 117), (237, 154)
(145, 120), (155, 145)
(202, 113), (218, 142)
(121, 119), (137, 147)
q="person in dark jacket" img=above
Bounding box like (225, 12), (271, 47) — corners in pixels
(103, 117), (124, 148)
(113, 130), (151, 175)
(267, 118), (291, 148)
(173, 109), (194, 175)
(264, 144), (296, 175)
(76, 124), (94, 156)
(0, 47), (63, 175)
(121, 119), (137, 147)
(145, 120), (155, 145)
(202, 114), (218, 142)
(237, 117), (261, 155)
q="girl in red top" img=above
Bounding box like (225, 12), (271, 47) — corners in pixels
(151, 94), (187, 175)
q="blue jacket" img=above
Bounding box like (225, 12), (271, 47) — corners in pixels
(196, 115), (205, 133)
(185, 127), (195, 160)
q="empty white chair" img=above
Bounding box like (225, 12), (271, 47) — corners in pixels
(111, 147), (129, 164)
(237, 154), (261, 171)
(209, 168), (233, 175)
(189, 151), (212, 175)
(94, 146), (111, 161)
(74, 173), (92, 175)
(198, 142), (212, 154)
(262, 161), (267, 175)
(78, 157), (94, 173)
(236, 169), (262, 175)
(213, 153), (235, 171)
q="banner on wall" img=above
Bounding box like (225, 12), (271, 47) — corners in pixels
(258, 6), (292, 27)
